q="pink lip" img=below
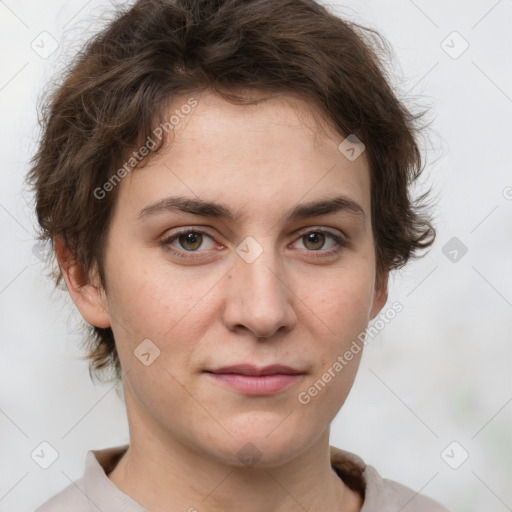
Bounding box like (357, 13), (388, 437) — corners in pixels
(204, 364), (305, 395)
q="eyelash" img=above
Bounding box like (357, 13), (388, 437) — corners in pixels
(160, 227), (347, 261)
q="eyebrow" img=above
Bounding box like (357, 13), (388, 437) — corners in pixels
(138, 194), (365, 223)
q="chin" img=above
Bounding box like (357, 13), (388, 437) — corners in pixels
(206, 427), (312, 469)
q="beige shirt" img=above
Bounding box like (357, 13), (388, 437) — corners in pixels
(35, 444), (450, 511)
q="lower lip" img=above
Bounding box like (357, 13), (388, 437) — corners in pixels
(206, 372), (303, 395)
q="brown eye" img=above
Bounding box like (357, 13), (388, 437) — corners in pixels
(160, 229), (217, 259)
(177, 231), (203, 251)
(293, 228), (347, 260)
(302, 232), (326, 251)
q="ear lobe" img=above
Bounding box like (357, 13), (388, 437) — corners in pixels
(54, 237), (111, 329)
(370, 270), (389, 320)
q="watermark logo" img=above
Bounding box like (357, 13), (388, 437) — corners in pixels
(338, 134), (365, 161)
(441, 441), (469, 469)
(237, 442), (263, 467)
(32, 240), (52, 263)
(31, 441), (59, 469)
(442, 236), (468, 263)
(134, 338), (161, 366)
(441, 31), (469, 60)
(236, 236), (263, 264)
(31, 31), (59, 59)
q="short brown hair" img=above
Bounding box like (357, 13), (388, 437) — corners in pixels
(27, 0), (436, 382)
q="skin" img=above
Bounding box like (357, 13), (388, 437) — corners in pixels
(56, 90), (389, 512)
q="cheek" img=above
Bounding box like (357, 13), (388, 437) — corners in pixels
(104, 255), (219, 370)
(313, 268), (375, 341)
(295, 267), (374, 400)
(105, 249), (180, 329)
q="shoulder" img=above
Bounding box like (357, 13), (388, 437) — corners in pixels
(34, 444), (134, 512)
(34, 478), (90, 512)
(362, 465), (450, 512)
(329, 446), (450, 512)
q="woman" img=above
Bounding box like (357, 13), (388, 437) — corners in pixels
(28, 0), (448, 510)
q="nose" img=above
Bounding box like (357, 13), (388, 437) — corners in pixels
(222, 242), (297, 340)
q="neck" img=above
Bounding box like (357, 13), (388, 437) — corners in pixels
(108, 388), (362, 512)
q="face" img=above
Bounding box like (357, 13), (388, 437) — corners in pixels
(77, 91), (387, 467)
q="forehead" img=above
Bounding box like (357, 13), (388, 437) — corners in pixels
(164, 90), (354, 159)
(117, 90), (371, 224)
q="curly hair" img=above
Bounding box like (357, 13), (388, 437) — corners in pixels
(27, 0), (437, 382)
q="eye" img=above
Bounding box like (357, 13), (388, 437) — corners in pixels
(292, 228), (347, 259)
(160, 229), (218, 259)
(160, 227), (347, 261)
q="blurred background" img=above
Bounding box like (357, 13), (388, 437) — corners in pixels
(1, 1), (511, 511)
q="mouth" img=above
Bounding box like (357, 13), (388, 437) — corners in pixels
(204, 364), (305, 395)
(205, 364), (304, 376)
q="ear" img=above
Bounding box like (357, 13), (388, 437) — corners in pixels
(54, 237), (111, 329)
(369, 270), (389, 321)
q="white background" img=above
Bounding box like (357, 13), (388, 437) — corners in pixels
(1, 1), (511, 511)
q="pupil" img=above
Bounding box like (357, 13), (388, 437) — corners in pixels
(180, 232), (202, 250)
(306, 232), (324, 250)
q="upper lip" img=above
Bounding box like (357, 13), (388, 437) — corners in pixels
(206, 364), (303, 376)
